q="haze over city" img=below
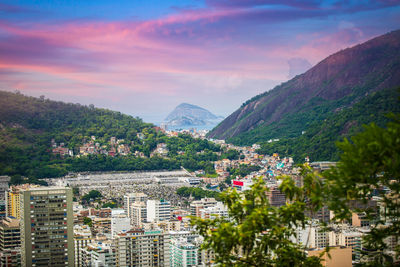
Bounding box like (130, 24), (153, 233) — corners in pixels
(0, 0), (399, 123)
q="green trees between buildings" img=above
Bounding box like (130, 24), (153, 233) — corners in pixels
(192, 114), (400, 266)
(82, 190), (102, 202)
(83, 217), (93, 227)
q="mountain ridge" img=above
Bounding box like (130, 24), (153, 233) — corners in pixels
(208, 30), (400, 145)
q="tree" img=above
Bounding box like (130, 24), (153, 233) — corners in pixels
(102, 201), (118, 208)
(192, 176), (323, 266)
(324, 114), (400, 265)
(72, 187), (79, 196)
(82, 190), (102, 202)
(9, 175), (23, 185)
(83, 217), (93, 227)
(192, 114), (400, 266)
(221, 149), (240, 160)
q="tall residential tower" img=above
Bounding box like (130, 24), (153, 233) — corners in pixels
(20, 186), (74, 267)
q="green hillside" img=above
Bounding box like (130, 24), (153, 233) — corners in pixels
(255, 87), (400, 162)
(0, 91), (221, 182)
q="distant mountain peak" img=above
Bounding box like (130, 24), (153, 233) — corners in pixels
(164, 103), (223, 128)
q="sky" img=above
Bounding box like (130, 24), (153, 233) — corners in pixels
(0, 1), (399, 123)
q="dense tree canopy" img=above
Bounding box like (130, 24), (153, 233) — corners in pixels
(82, 190), (102, 202)
(323, 113), (400, 265)
(248, 87), (400, 162)
(0, 91), (222, 180)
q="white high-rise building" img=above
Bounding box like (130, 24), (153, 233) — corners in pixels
(80, 241), (115, 267)
(147, 199), (171, 222)
(74, 224), (93, 267)
(295, 222), (328, 249)
(190, 198), (217, 217)
(111, 209), (131, 237)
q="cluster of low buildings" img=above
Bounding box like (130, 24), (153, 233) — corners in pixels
(164, 129), (208, 140)
(52, 133), (158, 159)
(51, 139), (74, 158)
(78, 136), (131, 157)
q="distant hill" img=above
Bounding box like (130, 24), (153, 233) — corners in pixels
(208, 29), (400, 161)
(0, 91), (152, 179)
(0, 91), (222, 181)
(164, 103), (223, 128)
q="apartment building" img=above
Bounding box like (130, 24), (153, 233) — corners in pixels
(20, 186), (74, 267)
(123, 193), (148, 217)
(147, 199), (171, 222)
(114, 229), (170, 266)
(189, 198), (217, 218)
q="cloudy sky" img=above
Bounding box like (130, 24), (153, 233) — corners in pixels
(0, 0), (399, 123)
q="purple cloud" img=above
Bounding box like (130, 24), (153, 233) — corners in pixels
(0, 1), (398, 123)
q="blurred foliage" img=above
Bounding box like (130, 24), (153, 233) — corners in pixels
(83, 217), (93, 227)
(324, 113), (400, 265)
(193, 114), (400, 266)
(102, 202), (118, 209)
(192, 174), (323, 266)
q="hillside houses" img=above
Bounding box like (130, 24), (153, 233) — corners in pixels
(52, 136), (135, 158)
(51, 139), (73, 158)
(150, 143), (169, 157)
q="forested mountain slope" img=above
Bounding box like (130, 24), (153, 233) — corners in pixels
(208, 30), (400, 161)
(0, 91), (221, 181)
(208, 30), (400, 141)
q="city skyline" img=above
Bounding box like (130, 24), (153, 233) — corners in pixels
(0, 0), (399, 123)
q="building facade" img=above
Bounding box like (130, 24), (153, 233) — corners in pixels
(130, 202), (147, 227)
(111, 209), (131, 237)
(20, 186), (74, 267)
(170, 237), (199, 267)
(6, 184), (39, 220)
(189, 198), (217, 218)
(0, 217), (20, 251)
(114, 230), (170, 266)
(147, 200), (171, 222)
(74, 224), (93, 267)
(124, 193), (148, 217)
